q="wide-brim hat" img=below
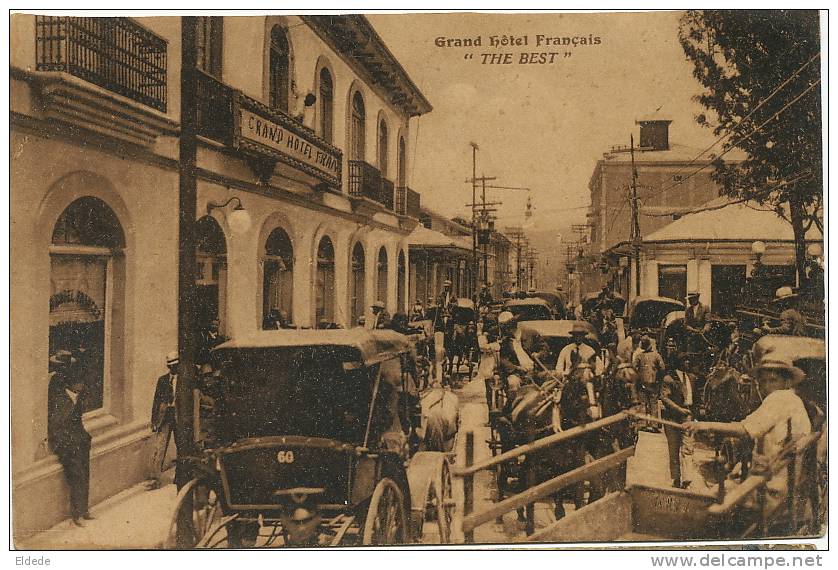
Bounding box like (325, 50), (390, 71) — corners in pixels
(753, 357), (805, 386)
(166, 351), (179, 366)
(570, 323), (589, 336)
(372, 300), (386, 310)
(443, 280), (452, 287)
(498, 311), (515, 325)
(775, 286), (799, 301)
(49, 349), (75, 368)
(687, 290), (701, 298)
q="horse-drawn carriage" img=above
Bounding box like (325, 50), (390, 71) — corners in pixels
(582, 292), (626, 321)
(503, 298), (555, 324)
(164, 329), (455, 548)
(484, 320), (637, 532)
(623, 296), (684, 343)
(530, 291), (568, 320)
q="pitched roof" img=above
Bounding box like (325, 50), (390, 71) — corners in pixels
(407, 225), (471, 252)
(643, 197), (822, 243)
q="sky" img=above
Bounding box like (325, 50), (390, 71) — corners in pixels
(368, 11), (720, 239)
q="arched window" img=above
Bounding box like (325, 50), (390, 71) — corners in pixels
(315, 237), (335, 325)
(378, 119), (389, 178)
(398, 250), (406, 312)
(376, 247), (388, 307)
(50, 197), (126, 414)
(195, 216), (227, 337)
(350, 91), (366, 161)
(398, 136), (407, 188)
(269, 25), (290, 112)
(196, 16), (223, 79)
(319, 67), (334, 143)
(351, 242), (366, 325)
(262, 227), (294, 328)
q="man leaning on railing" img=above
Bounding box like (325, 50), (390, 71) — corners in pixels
(686, 354), (811, 512)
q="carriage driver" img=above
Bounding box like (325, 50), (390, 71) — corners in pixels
(555, 323), (604, 379)
(684, 290), (711, 354)
(687, 353), (811, 510)
(497, 311), (527, 399)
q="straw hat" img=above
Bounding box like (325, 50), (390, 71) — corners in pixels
(753, 355), (805, 386)
(166, 351), (179, 366)
(498, 311), (514, 325)
(570, 323), (589, 336)
(774, 286), (799, 301)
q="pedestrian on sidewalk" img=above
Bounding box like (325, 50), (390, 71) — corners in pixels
(660, 339), (694, 488)
(47, 350), (93, 526)
(632, 336), (666, 430)
(148, 351), (180, 490)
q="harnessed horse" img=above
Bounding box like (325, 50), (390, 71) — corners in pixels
(418, 386), (460, 453)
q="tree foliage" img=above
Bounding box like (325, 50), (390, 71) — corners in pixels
(678, 10), (822, 280)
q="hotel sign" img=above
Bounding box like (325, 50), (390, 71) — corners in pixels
(232, 95), (342, 188)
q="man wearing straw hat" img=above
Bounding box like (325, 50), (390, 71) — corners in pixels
(688, 352), (811, 507)
(760, 286), (806, 337)
(148, 351), (180, 489)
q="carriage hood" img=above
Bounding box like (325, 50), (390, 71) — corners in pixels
(751, 335), (825, 365)
(518, 320), (599, 348)
(212, 328), (411, 366)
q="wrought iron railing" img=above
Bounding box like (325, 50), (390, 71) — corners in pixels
(396, 186), (421, 217)
(35, 16), (168, 112)
(380, 178), (395, 211)
(348, 160), (382, 203)
(194, 69), (234, 144)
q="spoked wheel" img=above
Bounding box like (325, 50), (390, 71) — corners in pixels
(434, 461), (455, 543)
(362, 478), (409, 545)
(164, 478), (222, 548)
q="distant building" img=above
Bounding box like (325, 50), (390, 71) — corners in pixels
(585, 117), (743, 299)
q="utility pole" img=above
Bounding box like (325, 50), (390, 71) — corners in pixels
(505, 226), (527, 291)
(630, 134), (642, 296)
(176, 15), (199, 548)
(470, 143), (478, 298)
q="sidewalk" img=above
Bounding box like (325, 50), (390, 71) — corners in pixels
(20, 473), (178, 550)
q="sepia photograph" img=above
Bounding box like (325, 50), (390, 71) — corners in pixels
(8, 6), (827, 552)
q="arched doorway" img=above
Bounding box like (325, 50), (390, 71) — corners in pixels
(351, 242), (366, 325)
(376, 246), (388, 307)
(263, 226), (293, 328)
(50, 196), (125, 414)
(398, 250), (406, 312)
(195, 216), (227, 335)
(315, 236), (335, 325)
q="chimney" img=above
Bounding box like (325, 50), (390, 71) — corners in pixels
(636, 118), (672, 151)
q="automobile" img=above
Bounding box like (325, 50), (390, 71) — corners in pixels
(164, 329), (454, 548)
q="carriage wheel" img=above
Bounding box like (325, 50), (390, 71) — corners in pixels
(164, 478), (222, 548)
(362, 478), (409, 545)
(433, 461), (454, 543)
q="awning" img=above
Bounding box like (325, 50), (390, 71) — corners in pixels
(407, 225), (472, 254)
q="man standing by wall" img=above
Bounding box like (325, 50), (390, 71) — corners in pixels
(47, 350), (93, 526)
(148, 351), (180, 490)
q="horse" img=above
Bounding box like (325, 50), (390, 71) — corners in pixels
(494, 360), (599, 530)
(419, 385), (460, 453)
(446, 321), (478, 383)
(595, 356), (638, 491)
(700, 365), (762, 478)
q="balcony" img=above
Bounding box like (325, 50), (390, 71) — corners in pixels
(396, 186), (421, 218)
(35, 16), (167, 112)
(195, 69), (234, 144)
(349, 160), (382, 203)
(380, 178), (395, 211)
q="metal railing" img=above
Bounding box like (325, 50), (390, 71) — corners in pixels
(396, 186), (421, 217)
(380, 178), (395, 211)
(348, 160), (382, 203)
(454, 412), (634, 542)
(194, 69), (234, 144)
(35, 16), (168, 112)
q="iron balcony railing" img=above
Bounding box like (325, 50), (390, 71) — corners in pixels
(194, 69), (234, 144)
(35, 16), (168, 112)
(380, 178), (395, 211)
(396, 186), (421, 217)
(348, 160), (382, 204)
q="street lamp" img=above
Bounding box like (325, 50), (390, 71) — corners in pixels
(208, 196), (252, 235)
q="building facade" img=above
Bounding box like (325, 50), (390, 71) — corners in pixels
(11, 14), (430, 537)
(584, 118), (743, 300)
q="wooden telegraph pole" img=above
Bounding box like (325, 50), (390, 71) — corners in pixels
(176, 16), (199, 548)
(630, 134), (642, 296)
